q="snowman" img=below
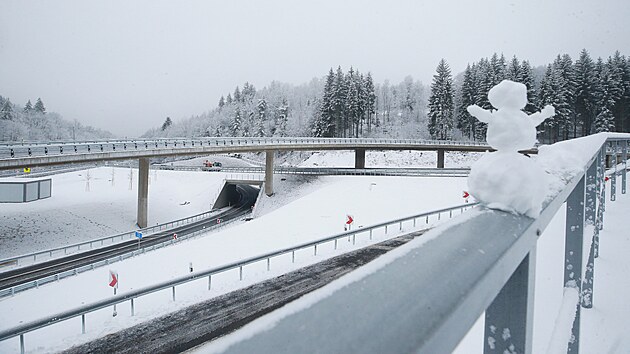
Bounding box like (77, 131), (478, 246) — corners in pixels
(466, 80), (555, 218)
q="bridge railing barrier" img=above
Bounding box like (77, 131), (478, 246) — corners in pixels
(213, 136), (629, 354)
(0, 137), (492, 160)
(0, 202), (478, 353)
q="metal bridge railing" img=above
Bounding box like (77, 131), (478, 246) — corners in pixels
(212, 136), (628, 354)
(153, 164), (472, 177)
(0, 202), (477, 353)
(0, 137), (492, 160)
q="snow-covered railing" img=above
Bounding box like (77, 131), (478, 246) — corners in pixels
(0, 137), (492, 161)
(155, 165), (472, 177)
(0, 208), (224, 271)
(0, 202), (477, 353)
(208, 137), (628, 354)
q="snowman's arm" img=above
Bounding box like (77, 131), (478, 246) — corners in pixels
(529, 105), (555, 126)
(466, 105), (493, 123)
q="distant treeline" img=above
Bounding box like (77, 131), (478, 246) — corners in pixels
(0, 96), (113, 141)
(428, 49), (630, 143)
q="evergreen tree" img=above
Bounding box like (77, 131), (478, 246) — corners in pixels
(218, 96), (225, 109)
(365, 72), (376, 134)
(315, 68), (336, 137)
(24, 100), (33, 113)
(233, 86), (242, 103)
(506, 56), (521, 81)
(355, 72), (367, 136)
(161, 117), (172, 131)
(1, 99), (14, 120)
(34, 97), (46, 114)
(457, 64), (477, 139)
(231, 106), (242, 136)
(490, 53), (507, 85)
(608, 52), (627, 131)
(518, 60), (537, 114)
(538, 65), (553, 141)
(331, 66), (347, 138)
(554, 54), (577, 139)
(226, 93), (233, 105)
(474, 58), (492, 140)
(574, 49), (597, 136)
(593, 58), (617, 133)
(242, 82), (257, 102)
(345, 67), (359, 137)
(427, 59), (454, 140)
(277, 98), (289, 137)
(256, 98), (267, 137)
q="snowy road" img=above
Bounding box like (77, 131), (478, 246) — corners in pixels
(0, 185), (258, 293)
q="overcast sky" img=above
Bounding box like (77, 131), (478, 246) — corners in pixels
(1, 0), (629, 137)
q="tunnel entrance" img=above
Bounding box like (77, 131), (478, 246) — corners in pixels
(212, 180), (263, 210)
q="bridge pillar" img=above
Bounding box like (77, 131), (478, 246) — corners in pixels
(437, 149), (445, 168)
(355, 148), (366, 169)
(137, 158), (149, 228)
(265, 150), (274, 196)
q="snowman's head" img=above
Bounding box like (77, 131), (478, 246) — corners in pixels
(488, 80), (527, 110)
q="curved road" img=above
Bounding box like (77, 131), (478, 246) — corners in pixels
(0, 184), (259, 291)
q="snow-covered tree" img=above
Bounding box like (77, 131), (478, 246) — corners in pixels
(218, 96), (225, 109)
(427, 59), (454, 140)
(506, 56), (521, 81)
(1, 99), (14, 120)
(593, 58), (618, 133)
(574, 49), (597, 136)
(256, 98), (267, 137)
(332, 66), (347, 137)
(23, 100), (33, 113)
(364, 72), (376, 134)
(276, 98), (289, 137)
(518, 60), (537, 114)
(231, 106), (242, 136)
(457, 64), (477, 139)
(34, 97), (46, 114)
(233, 86), (242, 103)
(161, 117), (172, 131)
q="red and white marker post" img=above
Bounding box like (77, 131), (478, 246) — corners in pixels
(345, 215), (354, 231)
(109, 270), (119, 317)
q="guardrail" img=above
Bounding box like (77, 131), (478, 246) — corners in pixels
(0, 202), (478, 353)
(0, 137), (492, 160)
(0, 209), (223, 271)
(154, 165), (472, 177)
(215, 136), (629, 354)
(0, 207), (240, 299)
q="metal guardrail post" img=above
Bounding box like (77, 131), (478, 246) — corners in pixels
(623, 140), (628, 194)
(611, 141), (617, 201)
(565, 173), (585, 353)
(585, 158), (597, 227)
(484, 249), (536, 354)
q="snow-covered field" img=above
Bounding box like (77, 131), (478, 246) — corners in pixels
(0, 168), (226, 258)
(0, 145), (628, 353)
(0, 164), (470, 353)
